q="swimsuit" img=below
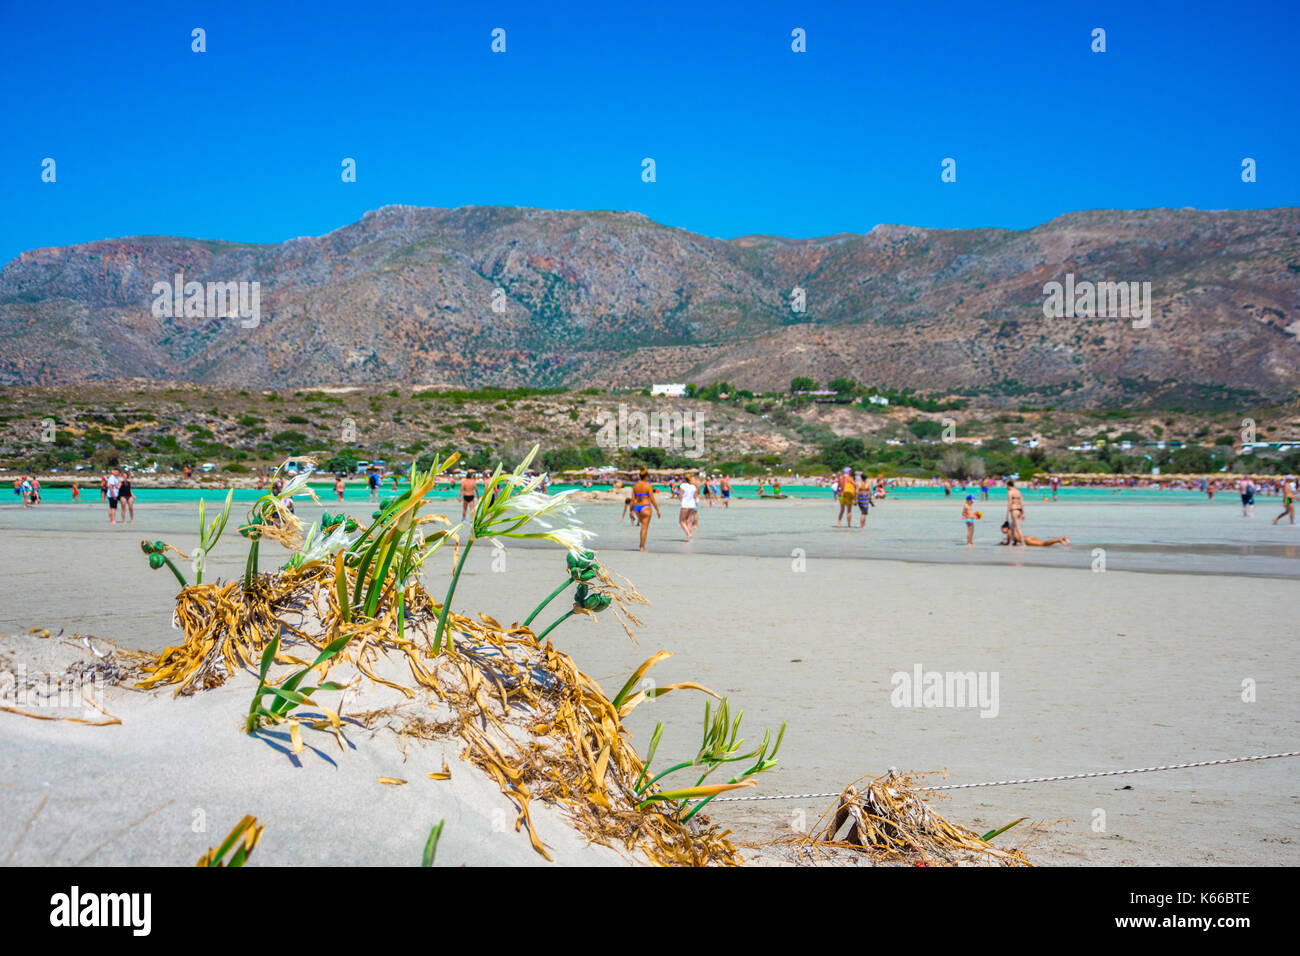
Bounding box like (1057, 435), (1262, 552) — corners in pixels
(632, 487), (652, 516)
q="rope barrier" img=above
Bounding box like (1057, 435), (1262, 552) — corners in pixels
(710, 750), (1300, 802)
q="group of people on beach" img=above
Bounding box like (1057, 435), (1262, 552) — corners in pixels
(620, 468), (733, 550)
(832, 468), (885, 529)
(11, 474), (42, 507)
(99, 468), (136, 524)
(979, 478), (1070, 548)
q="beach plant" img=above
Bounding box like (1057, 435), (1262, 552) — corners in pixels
(282, 518), (358, 573)
(140, 539), (189, 587)
(523, 549), (600, 627)
(340, 453), (460, 625)
(533, 582), (611, 642)
(321, 511), (358, 533)
(608, 650), (717, 717)
(981, 818), (1027, 842)
(422, 819), (445, 866)
(238, 458), (319, 587)
(522, 548), (650, 645)
(432, 445), (594, 652)
(634, 698), (785, 822)
(245, 631), (352, 737)
(192, 489), (234, 584)
(196, 815), (264, 867)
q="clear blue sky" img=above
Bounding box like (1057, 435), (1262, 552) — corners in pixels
(1, 0), (1296, 265)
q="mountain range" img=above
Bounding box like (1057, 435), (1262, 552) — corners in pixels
(2, 205), (1297, 407)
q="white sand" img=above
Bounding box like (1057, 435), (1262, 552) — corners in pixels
(1, 497), (1297, 865)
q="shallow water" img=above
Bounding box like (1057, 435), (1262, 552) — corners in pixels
(3, 491), (1297, 580)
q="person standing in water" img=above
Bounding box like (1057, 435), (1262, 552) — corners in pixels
(334, 475), (346, 502)
(1005, 478), (1025, 545)
(678, 472), (699, 541)
(856, 472), (872, 529)
(105, 468), (121, 524)
(1239, 475), (1255, 517)
(631, 467), (660, 551)
(459, 473), (479, 520)
(836, 468), (856, 528)
(962, 494), (978, 545)
(118, 470), (135, 523)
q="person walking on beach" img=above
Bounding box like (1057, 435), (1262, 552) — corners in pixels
(856, 472), (872, 529)
(118, 470), (136, 523)
(71, 481), (81, 502)
(1050, 476), (1059, 502)
(1239, 476), (1255, 517)
(979, 478), (990, 502)
(678, 473), (699, 541)
(631, 467), (660, 551)
(460, 473), (479, 519)
(836, 468), (856, 528)
(99, 474), (107, 501)
(962, 495), (978, 545)
(720, 475), (731, 507)
(1005, 478), (1025, 545)
(367, 467), (381, 504)
(334, 475), (346, 501)
(105, 468), (121, 524)
(19, 475), (32, 508)
(1274, 476), (1297, 526)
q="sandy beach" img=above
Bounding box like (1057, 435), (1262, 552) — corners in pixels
(2, 491), (1296, 866)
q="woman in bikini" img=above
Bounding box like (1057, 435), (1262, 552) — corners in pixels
(999, 521), (1068, 547)
(631, 467), (660, 552)
(856, 472), (872, 529)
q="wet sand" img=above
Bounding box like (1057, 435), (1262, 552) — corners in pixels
(1, 496), (1297, 865)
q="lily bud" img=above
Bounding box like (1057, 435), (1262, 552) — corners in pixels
(566, 549), (600, 582)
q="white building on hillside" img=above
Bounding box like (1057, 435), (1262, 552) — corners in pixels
(651, 383), (687, 397)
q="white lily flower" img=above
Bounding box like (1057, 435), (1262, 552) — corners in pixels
(278, 469), (317, 500)
(543, 526), (597, 553)
(507, 490), (579, 522)
(297, 521), (356, 564)
(191, 547), (206, 577)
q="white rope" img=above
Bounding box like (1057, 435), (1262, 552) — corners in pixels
(710, 750), (1300, 802)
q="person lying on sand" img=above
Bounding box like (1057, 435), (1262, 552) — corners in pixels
(999, 521), (1068, 547)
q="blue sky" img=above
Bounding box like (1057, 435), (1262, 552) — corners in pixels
(1, 0), (1296, 265)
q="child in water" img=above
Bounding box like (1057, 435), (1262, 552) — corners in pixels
(961, 495), (978, 545)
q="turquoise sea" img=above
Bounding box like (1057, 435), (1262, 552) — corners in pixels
(8, 481), (1233, 506)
